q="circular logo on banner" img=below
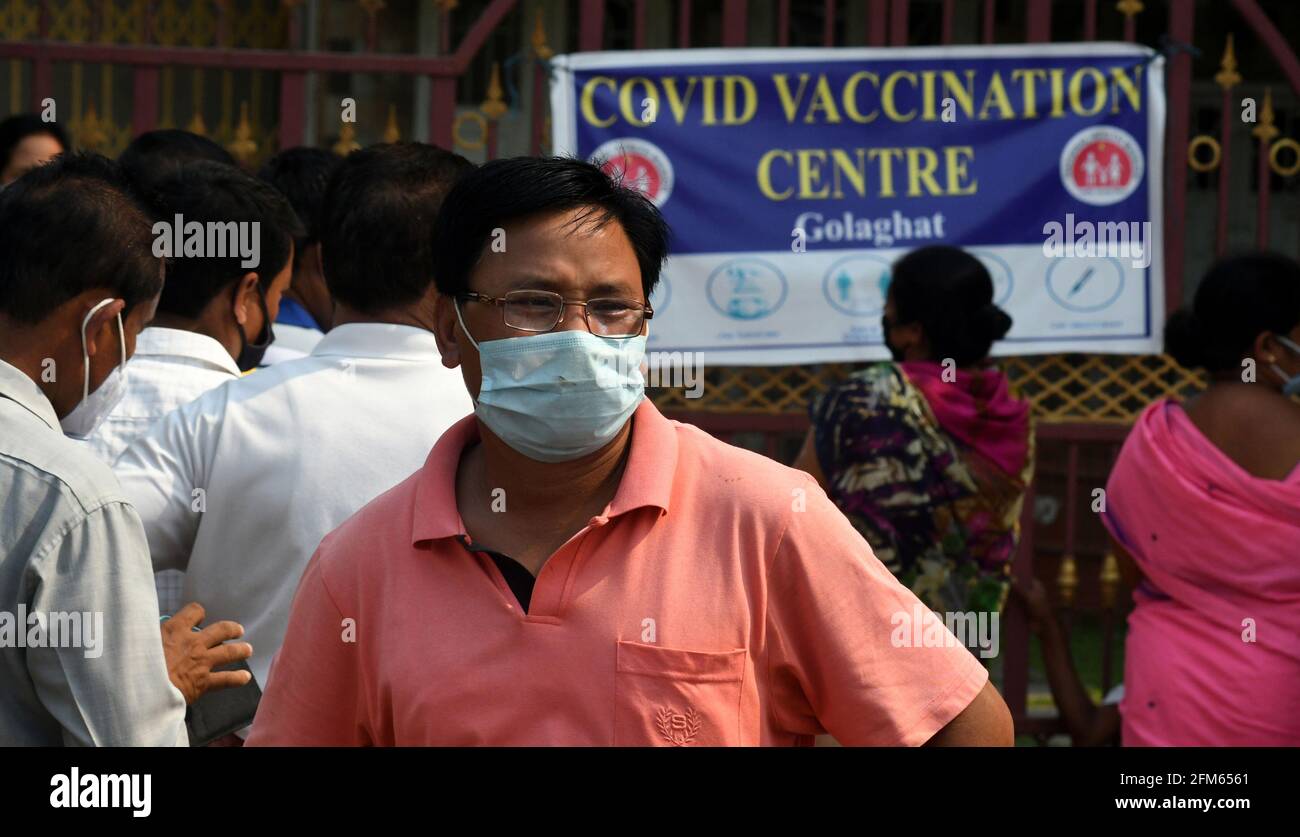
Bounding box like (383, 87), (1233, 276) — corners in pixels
(1045, 256), (1126, 313)
(590, 138), (674, 207)
(821, 255), (892, 317)
(706, 258), (787, 321)
(1059, 126), (1144, 206)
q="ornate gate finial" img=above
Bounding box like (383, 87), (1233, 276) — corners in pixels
(532, 7), (553, 60)
(334, 122), (361, 155)
(78, 99), (108, 151)
(227, 102), (258, 163)
(1215, 34), (1242, 89)
(1057, 554), (1078, 607)
(1116, 0), (1144, 18)
(383, 104), (401, 143)
(481, 63), (507, 121)
(1252, 88), (1279, 144)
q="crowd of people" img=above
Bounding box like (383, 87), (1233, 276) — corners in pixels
(0, 113), (1297, 746)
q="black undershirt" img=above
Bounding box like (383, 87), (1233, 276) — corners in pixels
(456, 535), (536, 613)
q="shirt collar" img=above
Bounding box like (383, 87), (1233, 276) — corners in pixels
(135, 327), (241, 377)
(411, 398), (678, 547)
(0, 357), (61, 431)
(310, 323), (442, 362)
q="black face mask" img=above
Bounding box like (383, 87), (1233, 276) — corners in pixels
(881, 315), (905, 362)
(236, 285), (275, 371)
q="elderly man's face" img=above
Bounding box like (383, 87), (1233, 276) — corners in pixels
(450, 206), (645, 401)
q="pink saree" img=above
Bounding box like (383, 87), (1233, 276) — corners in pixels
(1102, 399), (1300, 746)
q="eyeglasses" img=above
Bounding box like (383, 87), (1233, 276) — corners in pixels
(458, 290), (653, 339)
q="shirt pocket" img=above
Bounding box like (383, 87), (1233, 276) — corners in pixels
(613, 640), (747, 747)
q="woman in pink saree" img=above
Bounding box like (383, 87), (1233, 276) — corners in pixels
(1102, 252), (1300, 746)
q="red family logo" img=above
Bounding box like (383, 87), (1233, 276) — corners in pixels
(1060, 125), (1145, 206)
(591, 138), (675, 207)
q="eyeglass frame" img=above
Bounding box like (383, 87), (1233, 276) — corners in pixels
(456, 289), (654, 339)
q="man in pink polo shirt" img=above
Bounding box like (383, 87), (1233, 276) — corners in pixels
(248, 157), (1012, 747)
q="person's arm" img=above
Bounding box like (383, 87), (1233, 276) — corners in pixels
(923, 680), (1015, 746)
(113, 397), (212, 572)
(1009, 577), (1119, 746)
(26, 503), (181, 746)
(26, 502), (254, 746)
(245, 546), (367, 746)
(766, 474), (1012, 746)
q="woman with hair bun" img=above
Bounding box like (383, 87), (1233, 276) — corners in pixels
(794, 245), (1032, 616)
(1100, 251), (1300, 746)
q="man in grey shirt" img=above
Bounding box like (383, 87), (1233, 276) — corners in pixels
(0, 153), (253, 746)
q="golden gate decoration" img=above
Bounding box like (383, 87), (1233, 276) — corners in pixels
(649, 354), (1205, 424)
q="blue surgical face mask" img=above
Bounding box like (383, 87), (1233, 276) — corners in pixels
(455, 300), (646, 462)
(1271, 334), (1300, 397)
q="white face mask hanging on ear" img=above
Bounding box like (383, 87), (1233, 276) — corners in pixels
(61, 298), (129, 439)
(1270, 335), (1300, 398)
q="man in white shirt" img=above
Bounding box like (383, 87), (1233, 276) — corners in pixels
(81, 162), (301, 463)
(115, 143), (476, 719)
(80, 162), (302, 615)
(0, 153), (252, 745)
(258, 147), (342, 366)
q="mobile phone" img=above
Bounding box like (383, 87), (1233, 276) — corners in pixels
(185, 659), (262, 747)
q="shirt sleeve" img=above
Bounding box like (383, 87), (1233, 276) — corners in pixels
(112, 398), (209, 572)
(245, 546), (368, 746)
(27, 502), (188, 746)
(765, 474), (989, 746)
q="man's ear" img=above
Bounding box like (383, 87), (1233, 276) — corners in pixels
(232, 272), (260, 326)
(83, 298), (125, 359)
(433, 293), (461, 369)
(1252, 330), (1280, 366)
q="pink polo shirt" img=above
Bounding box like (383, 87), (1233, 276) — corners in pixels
(247, 400), (987, 746)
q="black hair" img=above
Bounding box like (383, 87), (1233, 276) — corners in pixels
(138, 160), (303, 319)
(431, 156), (671, 299)
(889, 245), (1012, 366)
(1165, 251), (1300, 372)
(319, 142), (474, 315)
(257, 146), (342, 247)
(0, 152), (161, 324)
(0, 114), (68, 176)
(118, 129), (236, 193)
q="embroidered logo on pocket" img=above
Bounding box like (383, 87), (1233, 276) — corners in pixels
(655, 706), (701, 746)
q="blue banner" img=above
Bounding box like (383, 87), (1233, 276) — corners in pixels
(552, 45), (1165, 365)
